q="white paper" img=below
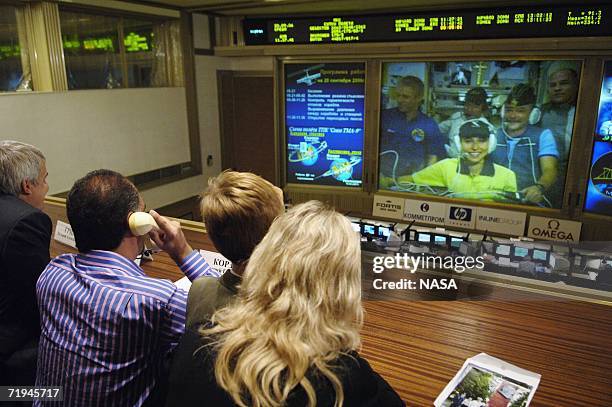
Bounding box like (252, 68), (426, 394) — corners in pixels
(199, 249), (232, 276)
(434, 353), (541, 407)
(54, 220), (77, 249)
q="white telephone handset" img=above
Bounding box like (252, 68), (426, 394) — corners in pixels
(128, 212), (158, 236)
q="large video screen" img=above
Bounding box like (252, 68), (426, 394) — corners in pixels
(585, 60), (612, 216)
(285, 62), (364, 187)
(378, 60), (581, 209)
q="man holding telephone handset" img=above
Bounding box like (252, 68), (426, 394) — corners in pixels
(35, 169), (216, 407)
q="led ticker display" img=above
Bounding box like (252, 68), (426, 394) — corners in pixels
(585, 61), (612, 216)
(124, 32), (151, 52)
(0, 44), (20, 60)
(285, 62), (365, 187)
(244, 5), (611, 45)
(61, 31), (152, 54)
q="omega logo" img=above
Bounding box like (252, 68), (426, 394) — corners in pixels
(531, 219), (573, 241)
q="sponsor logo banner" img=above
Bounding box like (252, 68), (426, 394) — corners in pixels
(527, 216), (582, 242)
(475, 207), (526, 236)
(445, 205), (476, 229)
(403, 198), (447, 226)
(372, 195), (405, 220)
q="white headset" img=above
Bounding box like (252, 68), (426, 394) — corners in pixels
(450, 118), (498, 156)
(500, 103), (542, 125)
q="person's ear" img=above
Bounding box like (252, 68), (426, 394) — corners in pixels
(21, 179), (33, 196)
(126, 212), (136, 237)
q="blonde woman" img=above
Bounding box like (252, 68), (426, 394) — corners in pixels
(165, 201), (404, 407)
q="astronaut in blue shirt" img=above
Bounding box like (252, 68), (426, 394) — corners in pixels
(379, 76), (446, 189)
(492, 84), (559, 205)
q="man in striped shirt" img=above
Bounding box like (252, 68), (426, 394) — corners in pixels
(35, 170), (215, 406)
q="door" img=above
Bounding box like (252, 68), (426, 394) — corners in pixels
(218, 71), (277, 184)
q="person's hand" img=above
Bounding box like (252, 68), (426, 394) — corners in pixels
(148, 210), (193, 263)
(521, 185), (544, 203)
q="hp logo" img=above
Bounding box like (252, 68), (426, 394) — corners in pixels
(450, 206), (472, 221)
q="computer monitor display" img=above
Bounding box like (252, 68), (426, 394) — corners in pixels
(533, 249), (548, 262)
(513, 246), (529, 258)
(458, 242), (469, 256)
(495, 245), (511, 256)
(585, 60), (612, 216)
(574, 255), (582, 266)
(417, 233), (431, 243)
(377, 226), (391, 238)
(363, 224), (375, 235)
(378, 60), (581, 209)
(482, 241), (494, 254)
(450, 237), (463, 248)
(586, 258), (602, 270)
(434, 235), (447, 246)
(285, 62), (365, 187)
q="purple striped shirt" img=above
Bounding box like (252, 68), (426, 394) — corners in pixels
(34, 250), (216, 407)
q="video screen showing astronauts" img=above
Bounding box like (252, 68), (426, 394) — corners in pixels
(585, 60), (612, 216)
(378, 60), (581, 209)
(285, 62), (365, 187)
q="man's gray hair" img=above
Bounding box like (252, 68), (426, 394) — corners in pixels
(0, 140), (46, 196)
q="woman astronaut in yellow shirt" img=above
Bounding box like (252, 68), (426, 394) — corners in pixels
(398, 118), (517, 200)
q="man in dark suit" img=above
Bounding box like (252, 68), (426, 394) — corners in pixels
(0, 140), (51, 386)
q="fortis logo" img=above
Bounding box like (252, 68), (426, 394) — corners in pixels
(449, 206), (472, 221)
(376, 200), (401, 211)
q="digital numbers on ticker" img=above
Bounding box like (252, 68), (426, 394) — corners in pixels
(246, 5), (610, 45)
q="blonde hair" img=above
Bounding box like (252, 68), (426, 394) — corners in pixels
(201, 170), (284, 263)
(200, 200), (363, 407)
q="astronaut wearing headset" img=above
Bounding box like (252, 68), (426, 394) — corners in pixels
(491, 84), (559, 205)
(396, 119), (517, 199)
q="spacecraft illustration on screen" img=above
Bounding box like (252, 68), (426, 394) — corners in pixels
(288, 141), (328, 166)
(591, 152), (612, 198)
(287, 64), (324, 86)
(314, 156), (362, 181)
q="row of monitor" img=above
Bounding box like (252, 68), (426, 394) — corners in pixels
(413, 231), (552, 264)
(493, 244), (550, 263)
(354, 217), (612, 294)
(355, 219), (554, 264)
(355, 222), (392, 240)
